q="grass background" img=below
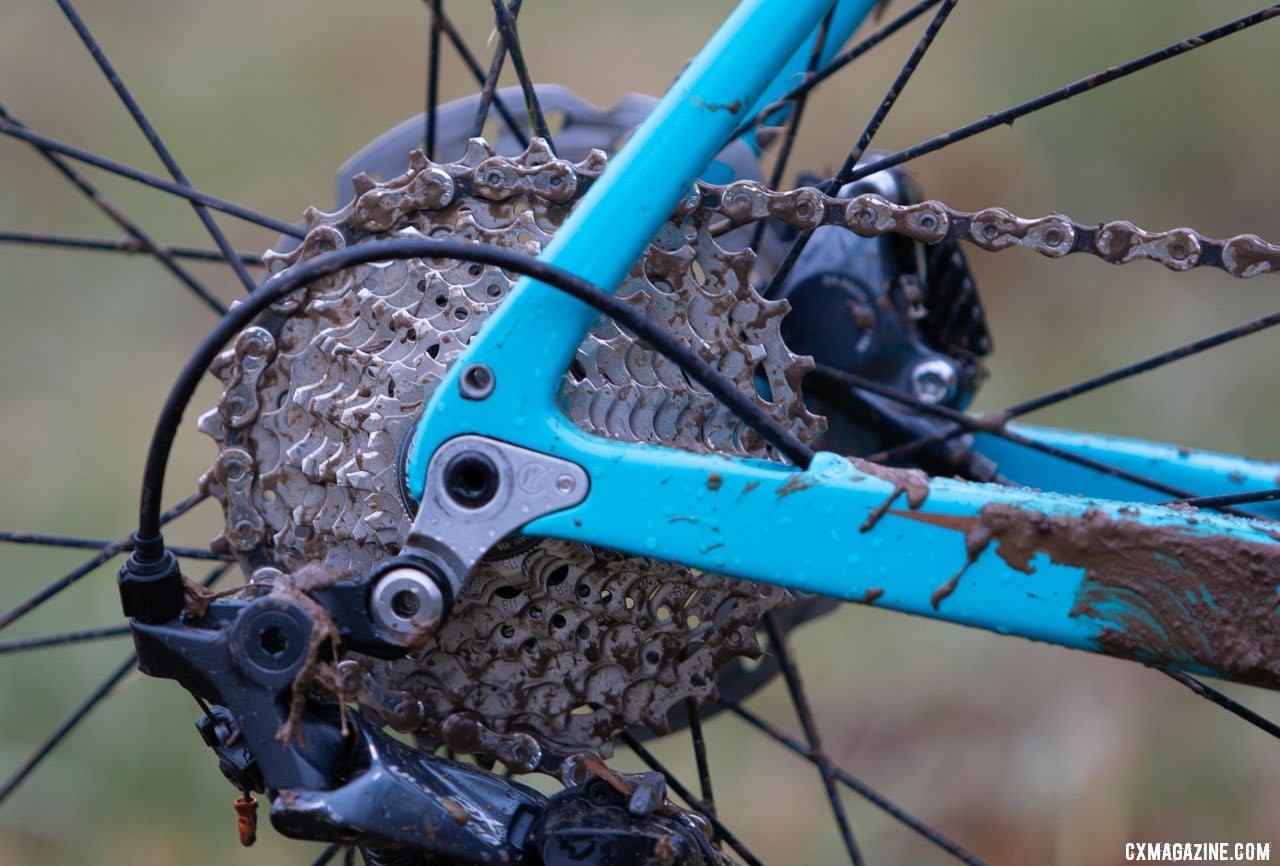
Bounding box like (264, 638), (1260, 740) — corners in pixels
(1, 1), (1278, 863)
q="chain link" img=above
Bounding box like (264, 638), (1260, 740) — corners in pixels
(705, 181), (1280, 278)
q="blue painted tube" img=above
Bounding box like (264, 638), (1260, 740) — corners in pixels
(523, 418), (1280, 688)
(976, 424), (1280, 519)
(743, 0), (881, 146)
(406, 0), (861, 496)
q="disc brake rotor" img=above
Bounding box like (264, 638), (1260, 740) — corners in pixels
(198, 130), (825, 753)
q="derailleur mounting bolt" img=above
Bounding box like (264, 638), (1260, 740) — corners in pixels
(371, 565), (448, 639)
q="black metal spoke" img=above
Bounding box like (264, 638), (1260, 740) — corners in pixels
(0, 231), (262, 265)
(56, 0), (258, 294)
(433, 2), (528, 147)
(0, 563), (228, 807)
(763, 614), (864, 866)
(809, 365), (1253, 518)
(311, 844), (340, 866)
(0, 654), (136, 808)
(875, 305), (1280, 465)
(424, 0), (443, 160)
(841, 4), (1280, 186)
(0, 625), (130, 655)
(489, 0), (555, 152)
(748, 8), (836, 254)
(0, 530), (225, 561)
(685, 698), (717, 820)
(730, 0), (944, 141)
(0, 491), (207, 633)
(833, 0), (958, 187)
(1156, 669), (1280, 740)
(0, 121), (304, 239)
(721, 701), (989, 866)
(619, 731), (766, 866)
(1174, 488), (1280, 509)
(764, 0), (958, 300)
(471, 0), (525, 140)
(0, 105), (228, 316)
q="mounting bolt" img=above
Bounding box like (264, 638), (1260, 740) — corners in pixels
(371, 566), (446, 639)
(459, 363), (495, 400)
(910, 359), (957, 405)
(443, 451), (500, 509)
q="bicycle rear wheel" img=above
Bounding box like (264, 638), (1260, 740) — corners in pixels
(0, 2), (1278, 864)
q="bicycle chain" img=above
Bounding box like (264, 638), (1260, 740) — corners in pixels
(707, 180), (1280, 277)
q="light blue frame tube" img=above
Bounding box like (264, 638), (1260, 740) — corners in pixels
(404, 0), (1280, 690)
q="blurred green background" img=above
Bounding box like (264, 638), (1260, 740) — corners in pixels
(1, 1), (1278, 863)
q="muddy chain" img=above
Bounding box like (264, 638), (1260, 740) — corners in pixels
(703, 181), (1280, 279)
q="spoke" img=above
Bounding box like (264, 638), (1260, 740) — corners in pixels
(0, 530), (226, 561)
(0, 105), (228, 316)
(490, 0), (555, 152)
(619, 731), (767, 866)
(763, 614), (864, 865)
(1156, 669), (1280, 740)
(0, 563), (229, 807)
(875, 305), (1280, 465)
(310, 844), (340, 866)
(471, 0), (525, 140)
(424, 0), (443, 160)
(434, 2), (528, 146)
(809, 365), (1254, 518)
(833, 0), (958, 186)
(0, 653), (136, 808)
(685, 698), (717, 820)
(731, 0), (944, 141)
(0, 231), (262, 265)
(0, 121), (304, 239)
(765, 0), (959, 300)
(721, 701), (989, 866)
(0, 625), (130, 656)
(0, 490), (207, 633)
(56, 0), (258, 294)
(748, 8), (836, 254)
(842, 5), (1280, 186)
(1175, 488), (1280, 509)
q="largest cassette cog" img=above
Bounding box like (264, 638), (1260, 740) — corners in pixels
(198, 138), (825, 753)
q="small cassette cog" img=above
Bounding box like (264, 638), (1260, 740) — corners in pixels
(198, 138), (825, 753)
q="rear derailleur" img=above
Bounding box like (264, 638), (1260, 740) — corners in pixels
(119, 547), (720, 865)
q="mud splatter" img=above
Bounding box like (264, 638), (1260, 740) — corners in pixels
(706, 472), (722, 492)
(862, 587), (885, 604)
(978, 504), (1280, 688)
(930, 521), (994, 610)
(854, 458), (930, 532)
(777, 473), (816, 498)
(889, 503), (1280, 686)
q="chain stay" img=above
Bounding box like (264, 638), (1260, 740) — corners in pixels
(708, 181), (1280, 278)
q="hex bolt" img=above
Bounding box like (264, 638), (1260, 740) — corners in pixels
(458, 363), (495, 400)
(910, 359), (958, 405)
(371, 566), (446, 639)
(443, 451), (500, 509)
